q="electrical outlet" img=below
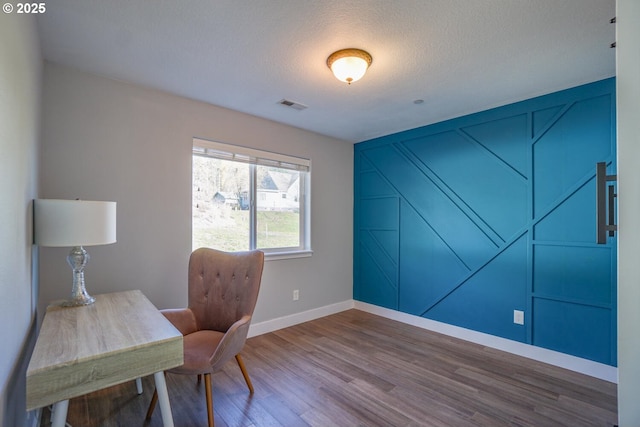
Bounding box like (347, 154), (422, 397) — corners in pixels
(513, 310), (525, 325)
(293, 289), (299, 301)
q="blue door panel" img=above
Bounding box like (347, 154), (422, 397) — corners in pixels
(532, 104), (565, 138)
(533, 95), (613, 217)
(534, 179), (597, 243)
(533, 298), (613, 365)
(533, 245), (612, 305)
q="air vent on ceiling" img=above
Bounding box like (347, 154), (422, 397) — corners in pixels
(278, 99), (308, 111)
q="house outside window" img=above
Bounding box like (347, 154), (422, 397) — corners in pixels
(192, 138), (311, 257)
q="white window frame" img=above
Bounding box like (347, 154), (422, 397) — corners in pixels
(193, 138), (312, 259)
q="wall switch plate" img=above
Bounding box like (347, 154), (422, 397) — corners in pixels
(293, 289), (299, 301)
(513, 310), (525, 325)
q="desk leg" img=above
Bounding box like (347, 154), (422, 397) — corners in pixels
(51, 400), (69, 427)
(153, 371), (174, 427)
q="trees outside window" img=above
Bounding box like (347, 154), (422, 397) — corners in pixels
(192, 139), (310, 255)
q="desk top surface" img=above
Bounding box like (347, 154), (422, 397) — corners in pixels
(26, 290), (183, 409)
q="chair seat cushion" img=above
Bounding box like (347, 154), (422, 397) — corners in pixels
(170, 330), (225, 375)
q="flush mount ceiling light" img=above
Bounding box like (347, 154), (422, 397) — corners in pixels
(326, 48), (372, 85)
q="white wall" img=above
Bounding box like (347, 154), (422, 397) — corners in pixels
(40, 63), (353, 323)
(0, 13), (42, 427)
(616, 0), (640, 425)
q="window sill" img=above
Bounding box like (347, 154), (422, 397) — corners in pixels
(264, 249), (313, 261)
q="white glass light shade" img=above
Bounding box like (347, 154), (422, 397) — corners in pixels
(327, 48), (372, 84)
(34, 199), (117, 247)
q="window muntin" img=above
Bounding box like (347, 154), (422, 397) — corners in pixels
(192, 138), (310, 255)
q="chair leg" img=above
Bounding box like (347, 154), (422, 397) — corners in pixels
(197, 373), (202, 384)
(145, 387), (158, 419)
(235, 354), (254, 394)
(204, 373), (214, 427)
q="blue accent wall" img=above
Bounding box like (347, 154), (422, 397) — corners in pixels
(354, 78), (617, 366)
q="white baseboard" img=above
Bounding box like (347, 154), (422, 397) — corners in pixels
(248, 299), (618, 384)
(248, 300), (354, 338)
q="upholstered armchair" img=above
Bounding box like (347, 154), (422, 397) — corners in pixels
(146, 247), (264, 427)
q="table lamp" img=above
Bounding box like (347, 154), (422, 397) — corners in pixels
(34, 199), (117, 307)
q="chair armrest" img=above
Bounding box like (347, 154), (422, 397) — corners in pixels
(209, 314), (252, 370)
(161, 308), (197, 336)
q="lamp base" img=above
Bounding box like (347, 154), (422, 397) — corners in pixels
(62, 246), (96, 307)
(61, 294), (96, 307)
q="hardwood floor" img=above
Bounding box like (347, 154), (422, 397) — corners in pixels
(39, 309), (618, 427)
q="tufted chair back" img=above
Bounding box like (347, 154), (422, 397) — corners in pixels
(188, 247), (264, 334)
(146, 247), (264, 427)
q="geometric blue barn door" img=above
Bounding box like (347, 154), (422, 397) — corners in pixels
(354, 78), (617, 365)
(530, 85), (617, 365)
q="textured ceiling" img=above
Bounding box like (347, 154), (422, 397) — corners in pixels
(36, 0), (616, 143)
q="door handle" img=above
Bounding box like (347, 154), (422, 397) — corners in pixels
(596, 162), (617, 244)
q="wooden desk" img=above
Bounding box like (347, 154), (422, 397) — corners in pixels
(26, 290), (183, 427)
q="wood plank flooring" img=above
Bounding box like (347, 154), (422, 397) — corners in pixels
(39, 309), (618, 427)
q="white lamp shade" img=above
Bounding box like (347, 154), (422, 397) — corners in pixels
(330, 56), (369, 83)
(34, 199), (117, 247)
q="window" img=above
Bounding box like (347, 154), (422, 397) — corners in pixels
(192, 138), (311, 257)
